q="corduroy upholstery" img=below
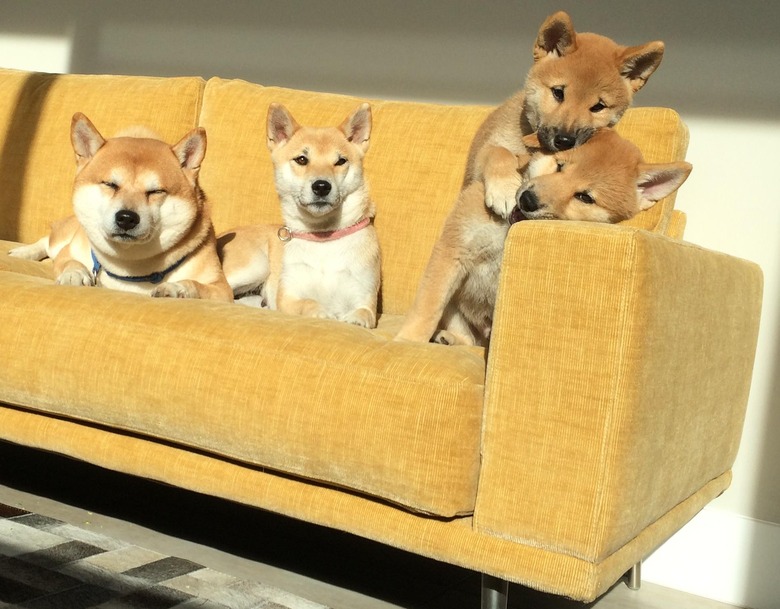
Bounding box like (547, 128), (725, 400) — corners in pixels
(0, 68), (763, 601)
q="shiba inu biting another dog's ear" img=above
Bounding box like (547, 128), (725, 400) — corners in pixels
(218, 103), (380, 328)
(467, 10), (666, 218)
(396, 130), (691, 347)
(9, 113), (232, 301)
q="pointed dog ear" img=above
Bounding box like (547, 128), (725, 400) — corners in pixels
(534, 11), (577, 62)
(267, 103), (300, 151)
(340, 103), (372, 153)
(172, 127), (207, 174)
(71, 113), (105, 169)
(636, 161), (692, 210)
(620, 41), (665, 92)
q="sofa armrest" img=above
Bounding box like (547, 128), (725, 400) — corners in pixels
(474, 221), (763, 563)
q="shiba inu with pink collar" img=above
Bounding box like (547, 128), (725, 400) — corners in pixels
(218, 103), (380, 328)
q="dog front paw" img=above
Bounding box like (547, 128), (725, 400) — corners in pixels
(56, 268), (94, 287)
(341, 308), (376, 329)
(484, 174), (522, 218)
(151, 281), (198, 299)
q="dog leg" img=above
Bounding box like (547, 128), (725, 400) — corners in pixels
(479, 145), (524, 219)
(8, 236), (48, 260)
(277, 294), (329, 319)
(55, 260), (94, 287)
(341, 307), (377, 329)
(395, 244), (466, 343)
(434, 309), (479, 347)
(151, 279), (233, 302)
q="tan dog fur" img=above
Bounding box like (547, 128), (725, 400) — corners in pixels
(218, 103), (380, 328)
(9, 113), (232, 301)
(396, 130), (691, 347)
(467, 11), (666, 220)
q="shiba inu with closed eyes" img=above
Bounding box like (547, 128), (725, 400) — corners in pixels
(8, 113), (232, 301)
(466, 10), (666, 219)
(395, 129), (691, 347)
(218, 103), (380, 328)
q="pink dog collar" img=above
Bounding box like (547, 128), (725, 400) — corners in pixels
(277, 217), (372, 243)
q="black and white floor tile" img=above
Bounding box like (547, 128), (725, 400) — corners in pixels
(0, 503), (330, 609)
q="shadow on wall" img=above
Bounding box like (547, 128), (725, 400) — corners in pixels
(1, 0), (779, 119)
(0, 73), (56, 241)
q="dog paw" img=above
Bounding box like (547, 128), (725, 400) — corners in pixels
(8, 241), (45, 260)
(56, 268), (94, 287)
(236, 295), (267, 308)
(432, 330), (456, 346)
(151, 281), (198, 299)
(484, 174), (522, 219)
(432, 329), (474, 346)
(341, 308), (376, 329)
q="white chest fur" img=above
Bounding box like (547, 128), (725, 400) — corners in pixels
(280, 227), (380, 317)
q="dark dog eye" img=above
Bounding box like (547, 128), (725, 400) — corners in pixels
(551, 87), (565, 102)
(590, 101), (607, 113)
(293, 155), (308, 166)
(575, 192), (595, 204)
(335, 157), (348, 167)
(101, 181), (119, 191)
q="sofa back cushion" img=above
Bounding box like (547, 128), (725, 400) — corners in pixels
(0, 69), (204, 244)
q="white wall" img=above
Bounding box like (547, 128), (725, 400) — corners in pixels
(1, 1), (778, 606)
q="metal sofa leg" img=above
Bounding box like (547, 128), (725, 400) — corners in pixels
(627, 561), (642, 590)
(481, 573), (509, 609)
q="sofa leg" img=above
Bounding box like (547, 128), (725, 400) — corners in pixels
(481, 573), (509, 609)
(627, 561), (642, 590)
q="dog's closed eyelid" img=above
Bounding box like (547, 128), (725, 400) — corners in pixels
(101, 181), (119, 191)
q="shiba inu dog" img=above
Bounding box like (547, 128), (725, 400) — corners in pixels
(8, 113), (232, 301)
(218, 103), (380, 328)
(467, 10), (666, 219)
(395, 129), (691, 347)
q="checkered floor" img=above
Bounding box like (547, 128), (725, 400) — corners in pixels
(0, 503), (330, 609)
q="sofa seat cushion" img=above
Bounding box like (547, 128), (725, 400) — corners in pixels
(0, 271), (485, 517)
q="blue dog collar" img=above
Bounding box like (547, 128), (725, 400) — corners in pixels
(91, 250), (188, 285)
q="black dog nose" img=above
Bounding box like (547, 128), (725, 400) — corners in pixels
(518, 189), (539, 213)
(115, 209), (140, 230)
(553, 134), (576, 151)
(311, 180), (332, 197)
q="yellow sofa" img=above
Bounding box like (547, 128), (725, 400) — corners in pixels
(0, 68), (763, 604)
